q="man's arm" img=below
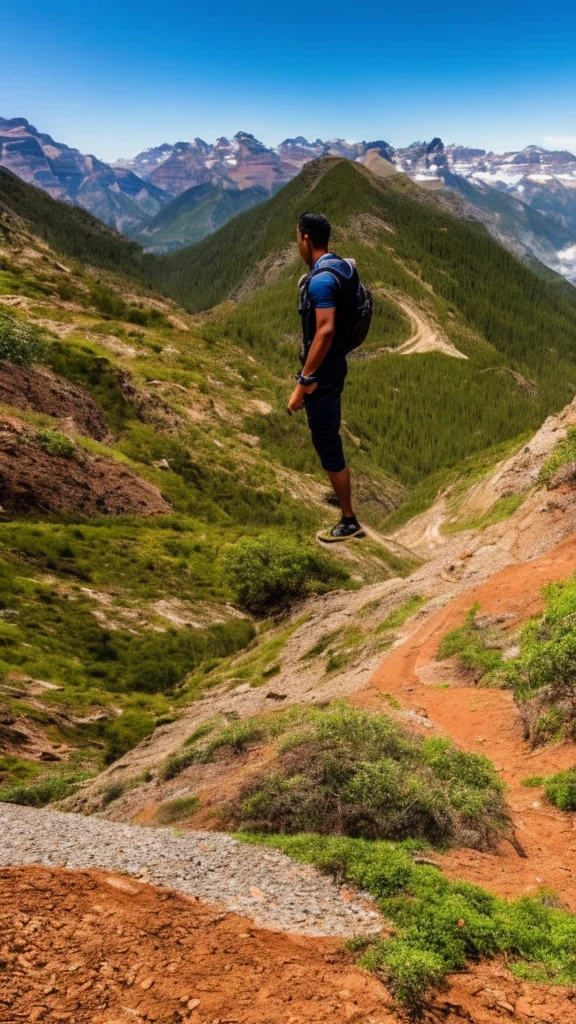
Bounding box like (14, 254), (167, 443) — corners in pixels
(301, 306), (336, 376)
(287, 306), (336, 413)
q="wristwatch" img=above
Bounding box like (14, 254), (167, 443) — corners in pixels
(295, 372), (317, 386)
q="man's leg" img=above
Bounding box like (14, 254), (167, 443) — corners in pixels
(304, 378), (362, 539)
(327, 467), (354, 517)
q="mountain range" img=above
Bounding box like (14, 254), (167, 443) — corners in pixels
(2, 115), (576, 281)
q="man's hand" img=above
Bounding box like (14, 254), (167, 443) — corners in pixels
(287, 381), (317, 414)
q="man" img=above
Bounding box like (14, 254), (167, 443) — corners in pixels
(287, 211), (364, 542)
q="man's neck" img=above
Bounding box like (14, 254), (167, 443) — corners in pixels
(311, 247), (329, 266)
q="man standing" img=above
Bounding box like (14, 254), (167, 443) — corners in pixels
(287, 212), (364, 542)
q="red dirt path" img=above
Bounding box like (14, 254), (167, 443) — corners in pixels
(357, 534), (576, 907)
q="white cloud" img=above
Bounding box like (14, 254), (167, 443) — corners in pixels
(544, 136), (576, 152)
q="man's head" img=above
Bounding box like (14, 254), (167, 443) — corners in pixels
(297, 212), (331, 266)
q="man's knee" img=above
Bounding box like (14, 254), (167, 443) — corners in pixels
(311, 430), (346, 473)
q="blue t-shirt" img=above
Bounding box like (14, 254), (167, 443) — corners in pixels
(308, 253), (355, 308)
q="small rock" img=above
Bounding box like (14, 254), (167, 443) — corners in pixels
(140, 976), (155, 990)
(187, 998), (201, 1011)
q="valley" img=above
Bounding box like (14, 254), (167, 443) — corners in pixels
(2, 153), (576, 1023)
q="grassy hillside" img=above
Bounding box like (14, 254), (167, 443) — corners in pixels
(0, 166), (150, 277)
(0, 170), (409, 796)
(2, 157), (576, 793)
(133, 181), (269, 252)
(151, 158), (576, 488)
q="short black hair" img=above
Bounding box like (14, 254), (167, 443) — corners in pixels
(298, 212), (331, 248)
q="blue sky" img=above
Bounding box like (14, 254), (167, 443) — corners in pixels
(2, 0), (576, 162)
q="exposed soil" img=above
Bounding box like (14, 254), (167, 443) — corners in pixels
(0, 421), (171, 516)
(0, 866), (392, 1024)
(0, 362), (108, 439)
(2, 866), (575, 1024)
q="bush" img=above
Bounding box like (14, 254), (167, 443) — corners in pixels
(34, 428), (76, 459)
(502, 575), (576, 743)
(361, 940), (445, 1005)
(545, 767), (576, 810)
(103, 711), (156, 764)
(155, 794), (200, 824)
(223, 533), (349, 615)
(0, 312), (45, 365)
(159, 747), (197, 781)
(224, 703), (508, 849)
(437, 605), (504, 679)
(0, 773), (81, 806)
(100, 781), (126, 806)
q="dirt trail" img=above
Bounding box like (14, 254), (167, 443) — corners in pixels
(357, 292), (467, 360)
(357, 533), (576, 907)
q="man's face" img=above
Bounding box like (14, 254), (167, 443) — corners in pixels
(297, 226), (313, 266)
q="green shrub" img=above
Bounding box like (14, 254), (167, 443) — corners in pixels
(437, 604), (504, 679)
(539, 425), (576, 485)
(0, 312), (45, 365)
(545, 767), (576, 810)
(155, 794), (200, 824)
(223, 533), (349, 615)
(226, 703), (508, 849)
(103, 711), (156, 764)
(159, 748), (197, 781)
(0, 773), (81, 806)
(522, 775), (546, 788)
(501, 575), (576, 743)
(34, 428), (76, 459)
(100, 781), (126, 806)
(361, 940), (445, 1005)
(239, 833), (576, 1005)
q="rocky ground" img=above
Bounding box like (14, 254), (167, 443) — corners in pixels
(0, 803), (381, 938)
(0, 866), (394, 1024)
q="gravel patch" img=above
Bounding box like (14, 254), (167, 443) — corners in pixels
(0, 802), (382, 938)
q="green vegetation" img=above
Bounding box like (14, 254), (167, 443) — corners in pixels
(178, 703), (508, 848)
(0, 166), (150, 277)
(375, 595), (427, 633)
(437, 605), (504, 679)
(443, 494), (526, 534)
(155, 794), (200, 824)
(134, 181), (269, 252)
(238, 833), (576, 1005)
(0, 310), (45, 365)
(540, 425), (576, 485)
(522, 775), (546, 788)
(438, 576), (576, 745)
(222, 533), (350, 615)
(0, 770), (88, 806)
(545, 768), (576, 811)
(88, 281), (170, 327)
(33, 428), (76, 459)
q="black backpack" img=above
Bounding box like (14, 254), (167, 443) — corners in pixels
(298, 257), (373, 353)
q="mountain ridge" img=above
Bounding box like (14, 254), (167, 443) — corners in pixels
(4, 114), (576, 282)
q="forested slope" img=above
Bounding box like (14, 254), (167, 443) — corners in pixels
(149, 158), (576, 488)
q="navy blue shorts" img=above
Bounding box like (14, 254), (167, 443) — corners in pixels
(303, 367), (347, 473)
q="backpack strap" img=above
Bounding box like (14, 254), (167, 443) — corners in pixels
(302, 262), (355, 297)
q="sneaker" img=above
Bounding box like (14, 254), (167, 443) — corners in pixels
(317, 519), (365, 543)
